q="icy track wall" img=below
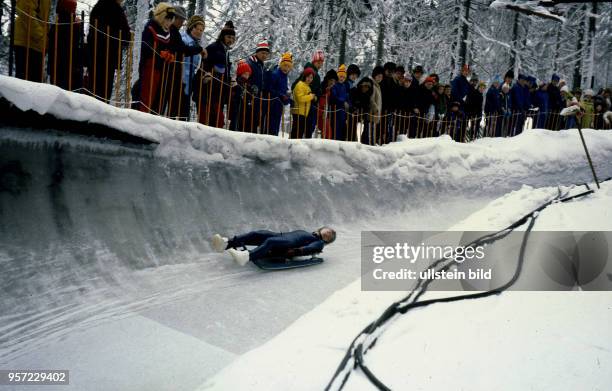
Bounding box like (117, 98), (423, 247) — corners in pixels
(1, 77), (612, 353)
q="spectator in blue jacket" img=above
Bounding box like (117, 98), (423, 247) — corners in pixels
(533, 82), (550, 128)
(266, 52), (293, 136)
(330, 64), (351, 141)
(180, 15), (206, 120)
(547, 74), (563, 129)
(484, 75), (502, 136)
(451, 64), (471, 107)
(211, 228), (336, 266)
(246, 40), (271, 132)
(510, 74), (529, 135)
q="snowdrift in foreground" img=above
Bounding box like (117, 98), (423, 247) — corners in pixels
(201, 182), (612, 391)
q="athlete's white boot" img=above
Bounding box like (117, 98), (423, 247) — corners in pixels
(228, 248), (250, 266)
(211, 234), (229, 252)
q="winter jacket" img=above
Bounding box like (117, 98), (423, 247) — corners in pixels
(181, 31), (202, 96)
(292, 80), (315, 117)
(547, 84), (563, 111)
(246, 55), (267, 96)
(414, 85), (436, 118)
(138, 19), (172, 73)
(500, 91), (512, 116)
(581, 98), (594, 128)
(267, 67), (290, 105)
(272, 230), (325, 255)
(370, 81), (383, 124)
(292, 62), (322, 97)
(484, 86), (501, 115)
(14, 0), (51, 52)
(47, 12), (83, 89)
(330, 81), (351, 110)
(87, 0), (130, 69)
(170, 25), (201, 58)
(349, 77), (373, 113)
(451, 74), (470, 104)
(464, 87), (483, 117)
(380, 76), (399, 112)
(203, 40), (232, 82)
(534, 90), (550, 114)
(511, 83), (529, 112)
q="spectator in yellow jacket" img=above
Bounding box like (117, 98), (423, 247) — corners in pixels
(291, 67), (316, 138)
(14, 0), (51, 82)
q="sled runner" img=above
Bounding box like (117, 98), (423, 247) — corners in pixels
(251, 256), (324, 270)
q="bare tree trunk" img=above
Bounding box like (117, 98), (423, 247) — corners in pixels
(375, 14), (385, 66)
(585, 1), (597, 88)
(196, 0), (206, 18)
(324, 0), (335, 54)
(510, 12), (520, 76)
(458, 0), (471, 67)
(572, 4), (587, 89)
(339, 27), (347, 65)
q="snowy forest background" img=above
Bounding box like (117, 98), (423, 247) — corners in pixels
(0, 0), (610, 89)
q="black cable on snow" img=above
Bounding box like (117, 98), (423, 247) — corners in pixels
(326, 179), (611, 391)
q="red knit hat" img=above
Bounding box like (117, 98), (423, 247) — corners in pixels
(312, 50), (324, 63)
(236, 60), (252, 78)
(424, 76), (436, 84)
(303, 67), (315, 79)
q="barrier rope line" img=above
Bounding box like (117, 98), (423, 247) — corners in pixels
(326, 178), (611, 391)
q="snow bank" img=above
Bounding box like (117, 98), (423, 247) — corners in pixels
(200, 181), (612, 391)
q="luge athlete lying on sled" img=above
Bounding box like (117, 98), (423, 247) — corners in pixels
(211, 227), (336, 266)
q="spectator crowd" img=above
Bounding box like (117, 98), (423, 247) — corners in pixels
(11, 0), (612, 145)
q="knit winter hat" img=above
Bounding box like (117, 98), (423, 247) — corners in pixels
(279, 52), (293, 66)
(303, 67), (316, 79)
(174, 5), (187, 20)
(220, 21), (236, 38)
(492, 75), (502, 85)
(312, 50), (325, 63)
(583, 89), (594, 97)
(57, 0), (76, 14)
(337, 64), (347, 78)
(413, 65), (424, 74)
(347, 64), (361, 77)
(424, 76), (435, 85)
(256, 40), (270, 53)
(187, 15), (205, 31)
(551, 73), (560, 82)
(236, 60), (252, 78)
(560, 85), (570, 93)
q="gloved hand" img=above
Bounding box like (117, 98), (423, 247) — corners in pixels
(160, 50), (175, 63)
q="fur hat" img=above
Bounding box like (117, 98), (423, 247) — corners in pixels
(337, 64), (347, 78)
(153, 3), (176, 25)
(312, 50), (324, 63)
(187, 15), (205, 32)
(236, 60), (252, 78)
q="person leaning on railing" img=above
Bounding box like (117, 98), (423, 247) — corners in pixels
(135, 3), (176, 114)
(14, 0), (50, 82)
(291, 67), (317, 139)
